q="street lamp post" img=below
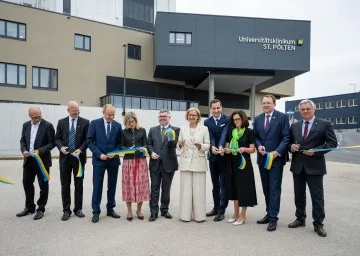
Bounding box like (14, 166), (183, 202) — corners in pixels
(122, 44), (127, 116)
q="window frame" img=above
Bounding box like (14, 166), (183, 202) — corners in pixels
(32, 66), (58, 91)
(336, 117), (346, 124)
(336, 100), (346, 108)
(325, 101), (334, 109)
(0, 19), (26, 40)
(74, 34), (91, 52)
(348, 99), (358, 107)
(348, 116), (358, 124)
(0, 62), (26, 88)
(127, 44), (141, 60)
(169, 32), (192, 45)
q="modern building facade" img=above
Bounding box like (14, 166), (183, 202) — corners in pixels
(285, 92), (360, 130)
(0, 1), (311, 117)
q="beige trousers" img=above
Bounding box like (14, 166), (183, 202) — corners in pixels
(179, 171), (206, 222)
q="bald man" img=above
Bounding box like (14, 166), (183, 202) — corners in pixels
(18, 106), (55, 220)
(55, 101), (89, 221)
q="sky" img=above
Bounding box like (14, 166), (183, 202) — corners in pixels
(176, 0), (360, 112)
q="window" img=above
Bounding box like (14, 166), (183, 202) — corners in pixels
(325, 101), (334, 109)
(0, 62), (26, 87)
(169, 32), (192, 45)
(0, 19), (26, 40)
(74, 34), (91, 51)
(294, 105), (299, 112)
(141, 98), (150, 109)
(348, 99), (358, 107)
(336, 100), (346, 108)
(336, 117), (346, 124)
(315, 102), (323, 110)
(348, 116), (358, 124)
(128, 44), (141, 60)
(32, 67), (58, 90)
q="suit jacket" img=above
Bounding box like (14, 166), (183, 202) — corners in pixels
(253, 109), (290, 167)
(86, 118), (122, 167)
(204, 114), (229, 162)
(289, 117), (338, 175)
(55, 116), (90, 165)
(177, 124), (210, 172)
(147, 124), (179, 172)
(20, 119), (56, 168)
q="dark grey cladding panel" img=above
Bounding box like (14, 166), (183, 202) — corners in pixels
(154, 12), (310, 72)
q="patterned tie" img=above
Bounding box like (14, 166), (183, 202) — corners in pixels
(265, 115), (270, 133)
(68, 118), (76, 152)
(303, 121), (309, 141)
(107, 122), (111, 140)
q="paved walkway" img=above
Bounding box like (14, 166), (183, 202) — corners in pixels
(1, 157), (360, 256)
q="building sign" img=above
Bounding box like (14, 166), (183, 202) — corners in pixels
(238, 36), (303, 51)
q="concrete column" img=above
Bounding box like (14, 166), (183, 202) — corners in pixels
(250, 83), (256, 121)
(208, 75), (215, 117)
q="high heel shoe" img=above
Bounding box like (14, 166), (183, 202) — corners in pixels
(228, 217), (237, 223)
(127, 213), (133, 221)
(136, 211), (144, 220)
(233, 217), (246, 226)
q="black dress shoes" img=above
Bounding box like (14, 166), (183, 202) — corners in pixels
(267, 221), (277, 231)
(61, 212), (71, 221)
(314, 226), (327, 237)
(257, 215), (270, 224)
(92, 214), (99, 223)
(107, 211), (121, 218)
(214, 213), (225, 222)
(75, 210), (85, 218)
(288, 219), (306, 228)
(206, 209), (218, 217)
(33, 211), (44, 220)
(149, 214), (158, 222)
(161, 212), (172, 219)
(16, 208), (35, 217)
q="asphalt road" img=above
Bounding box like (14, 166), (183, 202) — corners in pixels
(326, 130), (360, 165)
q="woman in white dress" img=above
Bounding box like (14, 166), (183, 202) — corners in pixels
(177, 107), (210, 222)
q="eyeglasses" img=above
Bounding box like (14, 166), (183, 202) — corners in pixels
(233, 118), (242, 122)
(158, 115), (169, 118)
(30, 116), (41, 119)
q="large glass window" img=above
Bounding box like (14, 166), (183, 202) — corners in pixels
(32, 67), (58, 90)
(74, 34), (91, 51)
(141, 98), (150, 109)
(0, 62), (26, 87)
(0, 19), (26, 40)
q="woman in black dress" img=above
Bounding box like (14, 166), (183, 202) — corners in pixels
(224, 110), (257, 226)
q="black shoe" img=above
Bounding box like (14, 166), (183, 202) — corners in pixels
(107, 211), (121, 218)
(214, 213), (225, 222)
(33, 211), (44, 220)
(16, 208), (35, 217)
(74, 210), (85, 218)
(314, 226), (327, 237)
(267, 221), (277, 231)
(61, 212), (71, 221)
(257, 215), (270, 224)
(288, 219), (306, 228)
(149, 214), (158, 222)
(161, 212), (172, 219)
(206, 209), (218, 217)
(92, 214), (99, 223)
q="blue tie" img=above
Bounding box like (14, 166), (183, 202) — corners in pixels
(68, 119), (76, 152)
(107, 122), (111, 140)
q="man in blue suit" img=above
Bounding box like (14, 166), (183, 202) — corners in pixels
(253, 94), (290, 231)
(87, 104), (122, 223)
(204, 99), (229, 221)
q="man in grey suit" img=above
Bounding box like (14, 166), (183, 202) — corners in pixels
(147, 109), (180, 221)
(288, 99), (337, 237)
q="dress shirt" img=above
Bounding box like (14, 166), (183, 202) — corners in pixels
(302, 115), (315, 138)
(30, 121), (41, 153)
(69, 116), (78, 132)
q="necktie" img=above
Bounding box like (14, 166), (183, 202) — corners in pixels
(303, 121), (309, 141)
(106, 122), (111, 140)
(68, 119), (76, 152)
(265, 115), (270, 132)
(215, 118), (219, 126)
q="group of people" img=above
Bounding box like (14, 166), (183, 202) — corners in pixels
(16, 94), (337, 238)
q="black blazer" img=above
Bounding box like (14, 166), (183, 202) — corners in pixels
(121, 127), (147, 159)
(20, 119), (56, 168)
(55, 116), (90, 165)
(147, 125), (179, 172)
(289, 117), (338, 175)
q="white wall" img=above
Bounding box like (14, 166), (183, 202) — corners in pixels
(0, 103), (189, 157)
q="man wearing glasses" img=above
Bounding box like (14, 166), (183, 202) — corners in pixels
(147, 109), (180, 221)
(17, 106), (55, 220)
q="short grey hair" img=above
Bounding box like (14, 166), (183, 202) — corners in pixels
(159, 109), (171, 116)
(298, 99), (316, 110)
(102, 104), (115, 113)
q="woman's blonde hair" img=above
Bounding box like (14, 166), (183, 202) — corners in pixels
(185, 107), (201, 124)
(123, 111), (139, 129)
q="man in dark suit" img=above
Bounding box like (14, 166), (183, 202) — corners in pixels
(55, 101), (89, 221)
(147, 109), (180, 222)
(204, 99), (229, 221)
(253, 94), (290, 231)
(288, 99), (337, 237)
(17, 106), (55, 220)
(87, 104), (122, 223)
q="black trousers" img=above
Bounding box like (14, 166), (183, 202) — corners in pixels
(209, 158), (228, 214)
(149, 162), (175, 215)
(293, 168), (325, 227)
(60, 156), (84, 214)
(23, 157), (49, 212)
